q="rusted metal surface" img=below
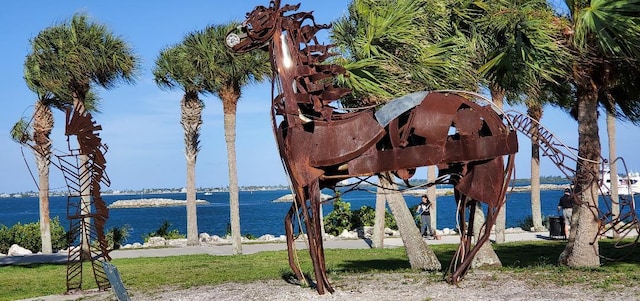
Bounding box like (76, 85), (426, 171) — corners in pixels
(227, 1), (518, 293)
(56, 99), (111, 293)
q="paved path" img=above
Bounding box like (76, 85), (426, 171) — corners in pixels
(2, 231), (554, 266)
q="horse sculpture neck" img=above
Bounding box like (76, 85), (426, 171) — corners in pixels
(265, 6), (352, 126)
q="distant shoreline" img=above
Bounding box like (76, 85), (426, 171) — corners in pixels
(108, 198), (209, 209)
(403, 184), (568, 196)
(1, 183), (569, 199)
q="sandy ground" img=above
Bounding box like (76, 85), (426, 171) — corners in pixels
(125, 270), (640, 301)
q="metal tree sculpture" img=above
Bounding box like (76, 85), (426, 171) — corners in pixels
(56, 99), (111, 292)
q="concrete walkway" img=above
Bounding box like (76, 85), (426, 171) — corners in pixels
(3, 231), (554, 266)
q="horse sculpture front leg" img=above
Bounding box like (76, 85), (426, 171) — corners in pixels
(283, 180), (334, 294)
(284, 202), (304, 283)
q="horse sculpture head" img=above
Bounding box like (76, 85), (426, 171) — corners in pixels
(226, 1), (299, 53)
(227, 1), (350, 125)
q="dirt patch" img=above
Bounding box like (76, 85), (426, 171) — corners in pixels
(128, 270), (640, 301)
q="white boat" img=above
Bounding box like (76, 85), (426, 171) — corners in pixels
(601, 168), (640, 195)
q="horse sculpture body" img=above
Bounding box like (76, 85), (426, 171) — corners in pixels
(227, 1), (518, 294)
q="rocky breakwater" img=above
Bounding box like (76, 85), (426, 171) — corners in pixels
(404, 183), (567, 196)
(108, 198), (209, 209)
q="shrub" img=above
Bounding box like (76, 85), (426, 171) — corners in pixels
(516, 215), (547, 231)
(143, 220), (184, 242)
(106, 225), (131, 250)
(0, 217), (67, 253)
(323, 197), (353, 236)
(324, 199), (398, 236)
(351, 205), (397, 230)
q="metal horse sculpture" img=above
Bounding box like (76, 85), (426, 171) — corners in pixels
(227, 1), (518, 294)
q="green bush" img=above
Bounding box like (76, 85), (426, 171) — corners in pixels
(516, 215), (548, 231)
(351, 205), (397, 230)
(323, 198), (353, 236)
(106, 225), (131, 250)
(324, 199), (398, 236)
(143, 220), (185, 242)
(0, 217), (67, 253)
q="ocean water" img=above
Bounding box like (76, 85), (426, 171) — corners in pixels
(0, 188), (608, 244)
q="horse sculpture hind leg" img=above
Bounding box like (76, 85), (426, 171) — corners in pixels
(447, 154), (515, 283)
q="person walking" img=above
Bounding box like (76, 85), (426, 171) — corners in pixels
(416, 195), (433, 239)
(557, 188), (573, 239)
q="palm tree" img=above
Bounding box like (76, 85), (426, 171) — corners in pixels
(28, 14), (137, 107)
(12, 59), (69, 253)
(27, 13), (138, 254)
(472, 0), (572, 242)
(153, 44), (208, 246)
(331, 0), (476, 102)
(330, 0), (477, 270)
(185, 23), (270, 254)
(554, 0), (640, 267)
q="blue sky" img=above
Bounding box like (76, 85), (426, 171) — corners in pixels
(1, 1), (639, 194)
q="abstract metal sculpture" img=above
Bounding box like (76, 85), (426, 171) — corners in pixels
(227, 1), (518, 294)
(56, 99), (111, 292)
(507, 111), (640, 259)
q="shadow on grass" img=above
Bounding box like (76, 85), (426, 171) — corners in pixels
(328, 239), (640, 276)
(332, 258), (412, 273)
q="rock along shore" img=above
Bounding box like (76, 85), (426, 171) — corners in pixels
(108, 198), (209, 209)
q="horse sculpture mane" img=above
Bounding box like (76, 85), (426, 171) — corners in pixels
(227, 1), (518, 294)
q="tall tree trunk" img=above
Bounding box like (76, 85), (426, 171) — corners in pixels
(36, 152), (52, 253)
(558, 80), (601, 267)
(181, 93), (203, 246)
(379, 173), (441, 270)
(470, 201), (502, 268)
(606, 112), (619, 239)
(490, 85), (506, 243)
(80, 155), (92, 259)
(220, 86), (242, 255)
(224, 111), (242, 254)
(527, 103), (544, 231)
(372, 184), (386, 248)
(427, 166), (437, 235)
(33, 101), (53, 253)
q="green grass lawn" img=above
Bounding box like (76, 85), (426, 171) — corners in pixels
(1, 239), (639, 300)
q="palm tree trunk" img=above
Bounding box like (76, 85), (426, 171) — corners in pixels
(379, 173), (441, 270)
(80, 155), (92, 259)
(372, 184), (386, 248)
(530, 146), (543, 230)
(181, 94), (203, 246)
(185, 159), (198, 245)
(427, 166), (437, 235)
(33, 101), (53, 254)
(490, 85), (506, 243)
(36, 152), (52, 253)
(558, 81), (601, 267)
(470, 201), (502, 268)
(606, 112), (619, 239)
(224, 112), (242, 254)
(528, 103), (544, 231)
